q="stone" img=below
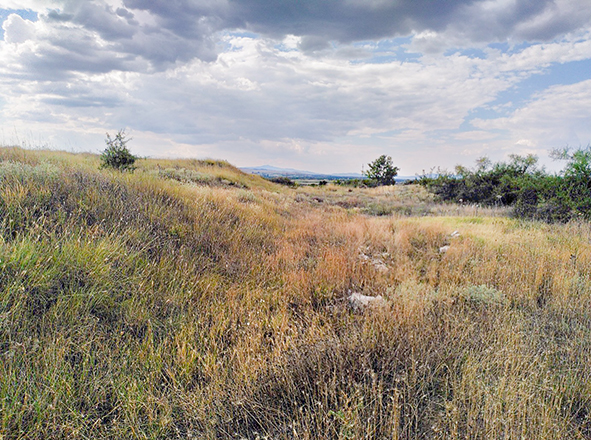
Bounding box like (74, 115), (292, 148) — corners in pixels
(348, 292), (384, 311)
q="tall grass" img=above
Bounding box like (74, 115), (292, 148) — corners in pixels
(1, 147), (591, 439)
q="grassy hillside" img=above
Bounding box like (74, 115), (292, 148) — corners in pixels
(1, 147), (591, 439)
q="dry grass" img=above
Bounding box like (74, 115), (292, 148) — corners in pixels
(294, 183), (510, 218)
(1, 146), (590, 439)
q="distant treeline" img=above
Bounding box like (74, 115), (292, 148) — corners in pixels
(417, 146), (591, 222)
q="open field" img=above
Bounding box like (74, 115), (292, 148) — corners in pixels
(1, 147), (591, 439)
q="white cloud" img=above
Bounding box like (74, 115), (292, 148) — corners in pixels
(472, 79), (591, 151)
(515, 138), (536, 147)
(2, 14), (35, 44)
(494, 33), (591, 72)
(0, 0), (61, 10)
(409, 31), (450, 54)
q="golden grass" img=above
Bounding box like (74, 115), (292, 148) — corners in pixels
(1, 146), (591, 439)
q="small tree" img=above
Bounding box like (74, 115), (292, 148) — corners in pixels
(364, 155), (399, 186)
(100, 130), (137, 171)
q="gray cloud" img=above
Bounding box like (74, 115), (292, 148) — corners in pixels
(45, 10), (73, 22)
(3, 0), (588, 78)
(68, 2), (136, 39)
(118, 0), (472, 48)
(453, 0), (591, 42)
(10, 34), (144, 81)
(120, 0), (591, 57)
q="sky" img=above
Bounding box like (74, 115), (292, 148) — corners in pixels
(0, 0), (590, 175)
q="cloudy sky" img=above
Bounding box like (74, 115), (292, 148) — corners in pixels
(1, 0), (590, 174)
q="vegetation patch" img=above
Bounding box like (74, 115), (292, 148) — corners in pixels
(419, 147), (591, 222)
(2, 146), (591, 439)
(157, 167), (247, 188)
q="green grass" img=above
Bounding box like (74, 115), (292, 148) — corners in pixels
(1, 146), (591, 439)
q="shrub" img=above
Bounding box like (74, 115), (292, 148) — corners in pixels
(419, 155), (541, 206)
(268, 176), (297, 187)
(100, 130), (137, 172)
(419, 150), (591, 222)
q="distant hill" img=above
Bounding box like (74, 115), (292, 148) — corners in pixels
(241, 165), (319, 175)
(240, 165), (362, 180)
(240, 165), (415, 182)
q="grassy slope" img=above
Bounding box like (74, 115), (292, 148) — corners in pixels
(1, 147), (591, 439)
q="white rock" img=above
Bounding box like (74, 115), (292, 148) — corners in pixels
(439, 245), (450, 253)
(450, 230), (461, 238)
(348, 292), (384, 311)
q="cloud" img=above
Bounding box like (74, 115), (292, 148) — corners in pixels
(454, 0), (554, 41)
(1, 25), (588, 142)
(512, 0), (591, 41)
(59, 2), (136, 39)
(22, 34), (528, 152)
(0, 2), (218, 81)
(124, 0), (591, 55)
(472, 79), (591, 149)
(0, 0), (60, 10)
(2, 13), (35, 43)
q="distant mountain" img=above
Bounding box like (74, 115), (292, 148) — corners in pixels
(241, 165), (362, 179)
(240, 165), (415, 182)
(241, 165), (323, 176)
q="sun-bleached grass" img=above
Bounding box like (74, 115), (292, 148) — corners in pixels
(1, 146), (591, 439)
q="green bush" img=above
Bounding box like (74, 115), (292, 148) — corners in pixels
(364, 155), (399, 186)
(418, 154), (540, 206)
(419, 148), (591, 222)
(100, 130), (137, 172)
